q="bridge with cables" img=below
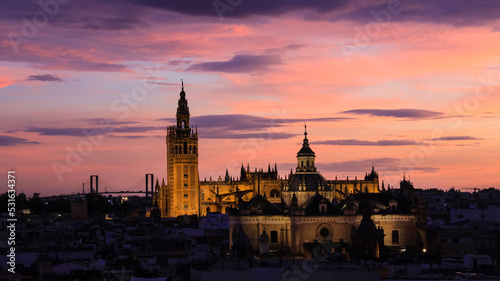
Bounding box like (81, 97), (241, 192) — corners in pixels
(42, 174), (157, 199)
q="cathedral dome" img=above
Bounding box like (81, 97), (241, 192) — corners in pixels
(297, 145), (315, 156)
(287, 173), (329, 192)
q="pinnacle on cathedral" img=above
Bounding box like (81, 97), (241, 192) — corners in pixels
(297, 124), (315, 157)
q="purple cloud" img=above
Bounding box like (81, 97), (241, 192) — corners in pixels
(342, 109), (442, 119)
(25, 127), (91, 137)
(188, 54), (283, 73)
(0, 135), (39, 146)
(27, 74), (63, 82)
(25, 126), (163, 137)
(340, 0), (500, 28)
(200, 130), (297, 140)
(157, 114), (350, 140)
(314, 139), (424, 146)
(128, 0), (349, 18)
(78, 16), (145, 30)
(158, 114), (349, 131)
(317, 157), (439, 173)
(430, 136), (483, 141)
(23, 114), (343, 140)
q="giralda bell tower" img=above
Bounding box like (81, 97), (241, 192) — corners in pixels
(164, 80), (199, 217)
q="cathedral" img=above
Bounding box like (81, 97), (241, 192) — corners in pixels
(154, 84), (427, 257)
(155, 83), (383, 218)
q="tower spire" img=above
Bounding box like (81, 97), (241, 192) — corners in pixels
(176, 80), (190, 131)
(304, 123), (307, 139)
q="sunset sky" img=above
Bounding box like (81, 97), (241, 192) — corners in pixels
(1, 0), (499, 196)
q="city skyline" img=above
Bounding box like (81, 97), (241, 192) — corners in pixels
(1, 1), (500, 196)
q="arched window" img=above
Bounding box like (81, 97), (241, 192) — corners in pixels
(206, 207), (211, 214)
(392, 230), (399, 243)
(319, 203), (327, 213)
(270, 189), (280, 198)
(183, 142), (188, 154)
(182, 120), (186, 129)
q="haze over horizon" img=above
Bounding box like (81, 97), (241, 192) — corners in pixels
(1, 0), (500, 196)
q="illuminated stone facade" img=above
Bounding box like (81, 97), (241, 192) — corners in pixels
(229, 182), (427, 257)
(156, 84), (427, 258)
(157, 82), (200, 217)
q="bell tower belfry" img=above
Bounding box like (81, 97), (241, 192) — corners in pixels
(163, 80), (199, 217)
